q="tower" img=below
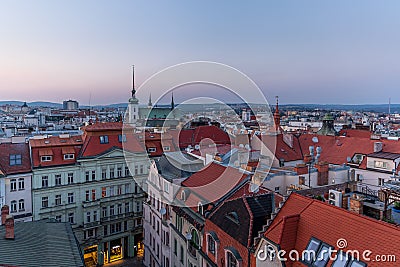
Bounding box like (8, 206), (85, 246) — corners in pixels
(128, 65), (139, 125)
(148, 93), (152, 108)
(274, 96), (281, 133)
(171, 92), (175, 110)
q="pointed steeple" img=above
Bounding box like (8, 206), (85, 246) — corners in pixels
(148, 93), (152, 108)
(274, 96), (281, 132)
(131, 65), (136, 99)
(171, 92), (175, 110)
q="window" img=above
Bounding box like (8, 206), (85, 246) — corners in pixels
(299, 176), (305, 185)
(17, 178), (25, 190)
(10, 200), (17, 213)
(55, 174), (61, 186)
(91, 171), (96, 181)
(140, 165), (144, 174)
(63, 154), (74, 160)
(148, 147), (156, 153)
(93, 210), (98, 221)
(164, 182), (169, 193)
(55, 215), (62, 222)
(42, 176), (49, 187)
(41, 156), (52, 162)
(110, 168), (115, 178)
(117, 167), (122, 177)
(91, 189), (96, 201)
(125, 183), (130, 194)
(9, 154), (22, 166)
(378, 178), (384, 186)
(68, 212), (74, 224)
(104, 225), (108, 236)
(198, 203), (203, 215)
(100, 135), (109, 144)
(174, 238), (177, 255)
(17, 199), (24, 211)
(332, 251), (350, 267)
(109, 186), (114, 196)
(102, 206), (107, 218)
(348, 260), (367, 267)
(303, 238), (321, 264)
(135, 165), (138, 175)
(163, 146), (170, 151)
(274, 186), (280, 192)
(176, 215), (183, 232)
(226, 251), (238, 267)
(207, 235), (216, 255)
(374, 161), (387, 169)
(10, 179), (17, 191)
(68, 192), (74, 204)
(180, 246), (184, 263)
(125, 202), (130, 213)
(67, 173), (74, 184)
(125, 166), (130, 177)
(312, 244), (332, 267)
(86, 212), (91, 223)
(118, 204), (122, 214)
(102, 168), (107, 179)
(110, 205), (115, 216)
(136, 202), (140, 212)
(55, 194), (61, 206)
(85, 190), (90, 201)
(85, 171), (90, 182)
(118, 134), (127, 143)
(117, 185), (122, 195)
(42, 196), (49, 208)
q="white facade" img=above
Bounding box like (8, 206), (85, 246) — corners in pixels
(5, 172), (33, 223)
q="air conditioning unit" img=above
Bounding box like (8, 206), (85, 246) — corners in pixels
(328, 190), (343, 207)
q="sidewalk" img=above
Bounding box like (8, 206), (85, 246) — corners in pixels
(103, 258), (144, 267)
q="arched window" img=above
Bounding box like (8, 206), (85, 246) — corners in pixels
(18, 199), (25, 211)
(181, 190), (186, 201)
(226, 251), (238, 267)
(191, 229), (199, 248)
(198, 202), (203, 215)
(10, 200), (17, 213)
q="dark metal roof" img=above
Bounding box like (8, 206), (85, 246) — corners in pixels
(0, 220), (84, 267)
(367, 151), (400, 160)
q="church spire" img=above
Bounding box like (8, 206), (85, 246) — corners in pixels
(148, 93), (152, 108)
(171, 92), (175, 110)
(274, 96), (281, 132)
(131, 65), (136, 99)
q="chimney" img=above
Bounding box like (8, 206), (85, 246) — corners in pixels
(374, 142), (383, 153)
(315, 161), (329, 186)
(5, 215), (15, 240)
(349, 194), (363, 215)
(294, 164), (308, 175)
(1, 205), (9, 225)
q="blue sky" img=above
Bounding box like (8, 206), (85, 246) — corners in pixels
(1, 1), (400, 105)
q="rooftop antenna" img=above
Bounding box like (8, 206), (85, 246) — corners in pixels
(389, 97), (391, 115)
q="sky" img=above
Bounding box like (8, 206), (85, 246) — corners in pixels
(1, 1), (400, 105)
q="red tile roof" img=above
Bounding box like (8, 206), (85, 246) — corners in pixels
(339, 129), (372, 139)
(264, 193), (400, 267)
(169, 125), (231, 149)
(30, 136), (82, 168)
(0, 143), (31, 175)
(80, 122), (145, 157)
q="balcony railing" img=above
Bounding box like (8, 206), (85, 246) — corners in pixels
(100, 211), (143, 222)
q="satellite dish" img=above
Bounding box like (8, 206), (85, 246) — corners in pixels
(249, 183), (260, 193)
(312, 137), (319, 143)
(194, 144), (200, 150)
(160, 208), (166, 216)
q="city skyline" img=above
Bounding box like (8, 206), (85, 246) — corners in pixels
(1, 1), (400, 105)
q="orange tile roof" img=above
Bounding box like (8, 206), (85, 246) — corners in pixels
(264, 193), (400, 267)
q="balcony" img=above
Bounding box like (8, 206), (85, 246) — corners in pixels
(83, 221), (101, 229)
(100, 212), (143, 222)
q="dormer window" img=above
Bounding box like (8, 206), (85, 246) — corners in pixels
(163, 146), (170, 151)
(198, 202), (204, 215)
(41, 156), (52, 162)
(226, 211), (239, 224)
(118, 134), (127, 143)
(100, 135), (109, 144)
(64, 154), (74, 160)
(148, 147), (156, 153)
(181, 190), (186, 201)
(9, 154), (22, 166)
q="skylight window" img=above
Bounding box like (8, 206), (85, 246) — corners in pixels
(303, 238), (321, 264)
(312, 244), (332, 267)
(226, 211), (239, 224)
(9, 154), (22, 166)
(118, 134), (127, 143)
(331, 251), (350, 267)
